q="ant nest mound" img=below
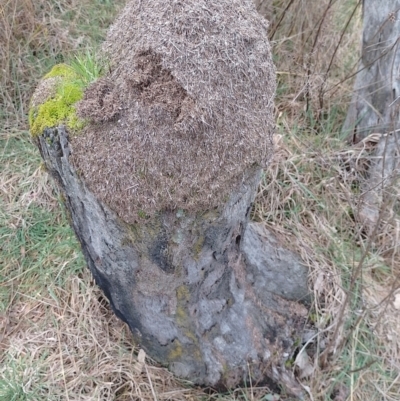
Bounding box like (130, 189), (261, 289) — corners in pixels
(71, 0), (276, 223)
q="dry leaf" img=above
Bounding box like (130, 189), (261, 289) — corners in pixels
(138, 348), (146, 363)
(133, 349), (146, 374)
(314, 271), (325, 295)
(393, 293), (400, 310)
(295, 349), (314, 379)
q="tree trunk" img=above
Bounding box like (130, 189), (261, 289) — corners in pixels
(343, 0), (400, 226)
(37, 125), (309, 394)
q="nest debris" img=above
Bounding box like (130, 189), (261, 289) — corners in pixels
(76, 78), (121, 123)
(71, 0), (276, 223)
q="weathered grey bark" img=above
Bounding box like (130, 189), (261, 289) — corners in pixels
(343, 0), (400, 226)
(37, 125), (309, 394)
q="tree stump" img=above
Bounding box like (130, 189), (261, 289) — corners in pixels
(37, 125), (309, 390)
(343, 0), (400, 226)
(31, 0), (310, 393)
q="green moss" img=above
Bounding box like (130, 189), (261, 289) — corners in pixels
(44, 64), (76, 79)
(58, 81), (84, 103)
(29, 64), (86, 137)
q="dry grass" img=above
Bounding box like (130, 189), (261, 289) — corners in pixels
(254, 128), (400, 400)
(253, 1), (400, 399)
(267, 0), (362, 118)
(1, 0), (400, 400)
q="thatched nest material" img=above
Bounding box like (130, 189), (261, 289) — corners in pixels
(71, 0), (276, 223)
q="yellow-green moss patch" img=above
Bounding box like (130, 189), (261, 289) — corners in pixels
(29, 64), (86, 137)
(44, 63), (77, 79)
